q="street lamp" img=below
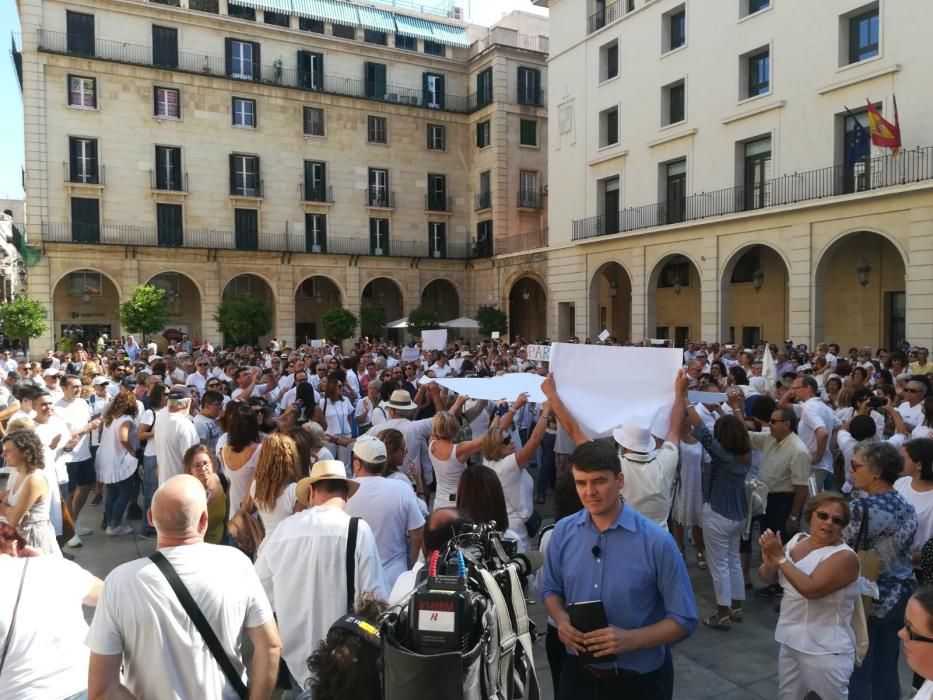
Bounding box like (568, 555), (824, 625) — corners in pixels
(609, 281), (618, 298)
(82, 287), (91, 303)
(522, 290), (530, 301)
(856, 259), (872, 288)
(752, 269), (764, 292)
(672, 275), (682, 296)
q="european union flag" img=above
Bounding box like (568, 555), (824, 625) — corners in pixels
(846, 119), (871, 166)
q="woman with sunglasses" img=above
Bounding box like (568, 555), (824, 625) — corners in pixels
(758, 492), (860, 700)
(901, 587), (933, 700)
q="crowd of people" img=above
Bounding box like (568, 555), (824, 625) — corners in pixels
(0, 333), (932, 699)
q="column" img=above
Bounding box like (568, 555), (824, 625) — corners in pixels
(200, 266), (222, 346)
(629, 246), (646, 342)
(906, 207), (933, 347)
(275, 265), (294, 346)
(699, 240), (720, 342)
(787, 224), (813, 347)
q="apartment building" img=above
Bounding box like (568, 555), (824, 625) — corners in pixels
(16, 0), (548, 348)
(531, 0), (933, 349)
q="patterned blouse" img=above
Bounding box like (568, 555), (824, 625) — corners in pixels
(843, 490), (918, 618)
(921, 537), (933, 586)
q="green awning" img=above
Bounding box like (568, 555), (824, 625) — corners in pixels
(228, 0), (293, 13)
(292, 0), (359, 26)
(394, 14), (436, 41)
(357, 5), (396, 33)
(428, 21), (470, 48)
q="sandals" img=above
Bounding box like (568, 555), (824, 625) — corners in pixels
(730, 607), (744, 623)
(702, 613), (731, 631)
(696, 551), (708, 570)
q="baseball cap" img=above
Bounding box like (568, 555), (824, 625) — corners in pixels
(92, 376), (110, 386)
(120, 376), (138, 389)
(168, 385), (191, 400)
(42, 368), (61, 377)
(353, 436), (387, 464)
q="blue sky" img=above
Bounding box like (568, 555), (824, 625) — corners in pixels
(0, 0), (545, 202)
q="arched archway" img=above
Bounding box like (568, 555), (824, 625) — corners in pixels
(814, 230), (906, 349)
(220, 273), (276, 346)
(646, 254), (701, 347)
(362, 277), (404, 341)
(52, 268), (121, 350)
(294, 276), (343, 345)
(147, 271), (202, 350)
(508, 277), (547, 341)
(719, 245), (789, 347)
(420, 279), (460, 322)
(588, 261), (632, 342)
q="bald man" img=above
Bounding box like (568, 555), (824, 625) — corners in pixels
(87, 475), (281, 699)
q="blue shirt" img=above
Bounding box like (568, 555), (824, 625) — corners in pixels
(540, 502), (698, 673)
(694, 424), (750, 521)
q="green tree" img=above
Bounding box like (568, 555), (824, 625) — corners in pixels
(406, 306), (440, 338)
(321, 307), (358, 345)
(359, 306), (387, 339)
(0, 295), (48, 347)
(118, 285), (169, 343)
(475, 305), (508, 338)
(214, 296), (273, 345)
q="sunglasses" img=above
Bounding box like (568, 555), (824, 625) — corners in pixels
(905, 620), (933, 644)
(502, 436), (512, 446)
(904, 388), (921, 393)
(813, 510), (845, 526)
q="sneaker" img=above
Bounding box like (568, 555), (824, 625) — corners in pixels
(696, 552), (708, 570)
(90, 493), (103, 506)
(62, 551), (76, 561)
(126, 503), (143, 520)
(75, 526), (93, 537)
(106, 525), (134, 537)
(139, 530), (157, 541)
(65, 534), (83, 548)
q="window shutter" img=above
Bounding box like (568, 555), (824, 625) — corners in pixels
(69, 138), (80, 181)
(175, 89), (181, 119)
(152, 86), (159, 115)
(171, 148), (182, 187)
(517, 67), (525, 102)
(229, 153), (236, 194)
(87, 140), (98, 183)
(369, 218), (377, 252)
(225, 38), (233, 77)
(252, 42), (261, 81)
(254, 155), (261, 195)
(532, 69), (541, 104)
(436, 75), (445, 109)
(319, 215), (327, 252)
(298, 50), (309, 88)
(422, 73), (430, 105)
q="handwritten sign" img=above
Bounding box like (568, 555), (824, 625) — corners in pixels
(491, 332), (500, 339)
(526, 344), (551, 362)
(598, 329), (610, 342)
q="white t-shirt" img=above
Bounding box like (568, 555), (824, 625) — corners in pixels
(897, 401), (924, 429)
(320, 397), (355, 437)
(250, 480), (297, 544)
(153, 411), (200, 485)
(796, 398), (839, 472)
(88, 393), (110, 447)
(54, 397), (93, 462)
(0, 556), (97, 700)
(345, 476), (426, 588)
(86, 543), (272, 700)
(620, 442), (679, 530)
(916, 680), (933, 700)
(894, 476), (933, 553)
(484, 454), (534, 542)
(254, 505), (388, 688)
(33, 417), (71, 485)
(139, 408), (160, 458)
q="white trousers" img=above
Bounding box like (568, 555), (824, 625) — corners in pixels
(778, 643), (853, 700)
(702, 503), (745, 607)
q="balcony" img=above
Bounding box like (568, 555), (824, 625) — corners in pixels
(572, 147), (933, 241)
(587, 1), (625, 35)
(302, 184), (334, 204)
(474, 191), (492, 211)
(64, 162), (104, 188)
(517, 190), (544, 209)
(496, 228), (548, 255)
(10, 32), (22, 91)
(230, 180), (263, 198)
(425, 194), (453, 213)
(38, 29), (474, 114)
(365, 189), (395, 209)
(470, 27), (549, 56)
(40, 222), (477, 259)
(150, 170), (188, 193)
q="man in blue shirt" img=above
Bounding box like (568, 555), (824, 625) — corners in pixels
(541, 439), (697, 699)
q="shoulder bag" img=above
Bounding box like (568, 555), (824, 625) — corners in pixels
(346, 516), (359, 612)
(150, 552), (248, 699)
(227, 483), (265, 561)
(854, 503), (882, 616)
(0, 559), (28, 678)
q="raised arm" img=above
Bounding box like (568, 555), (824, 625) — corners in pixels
(540, 373), (588, 446)
(515, 403), (551, 468)
(497, 393), (528, 432)
(665, 370), (689, 443)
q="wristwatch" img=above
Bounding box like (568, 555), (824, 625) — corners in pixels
(776, 557), (788, 567)
(788, 515), (798, 522)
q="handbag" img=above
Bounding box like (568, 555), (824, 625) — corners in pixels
(149, 552), (248, 699)
(0, 559), (28, 677)
(853, 503), (882, 616)
(851, 586), (870, 666)
(524, 509), (543, 539)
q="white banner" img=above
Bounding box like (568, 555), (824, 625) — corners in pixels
(549, 343), (682, 437)
(435, 373), (546, 403)
(422, 329), (448, 350)
(687, 390), (728, 404)
(526, 344), (551, 362)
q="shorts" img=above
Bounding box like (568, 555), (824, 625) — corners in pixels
(67, 457), (97, 490)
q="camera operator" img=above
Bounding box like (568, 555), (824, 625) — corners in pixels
(540, 439), (697, 700)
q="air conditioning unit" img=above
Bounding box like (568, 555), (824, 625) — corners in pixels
(450, 6), (463, 19)
(387, 93), (400, 102)
(402, 95), (420, 105)
(374, 248), (384, 256)
(311, 244), (322, 253)
(433, 250), (441, 258)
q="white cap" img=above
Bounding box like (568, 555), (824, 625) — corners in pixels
(42, 368), (60, 377)
(92, 376), (110, 386)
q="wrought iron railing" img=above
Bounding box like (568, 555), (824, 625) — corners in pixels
(150, 170), (188, 192)
(64, 162), (105, 186)
(495, 228), (548, 255)
(302, 184), (334, 203)
(365, 189), (395, 208)
(474, 191), (492, 211)
(587, 1), (625, 34)
(572, 147), (933, 241)
(425, 194), (453, 212)
(517, 190), (544, 209)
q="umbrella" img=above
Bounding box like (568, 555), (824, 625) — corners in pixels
(440, 317), (480, 329)
(385, 317), (409, 329)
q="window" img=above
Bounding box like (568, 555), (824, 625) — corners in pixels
(427, 124), (446, 151)
(424, 40), (445, 56)
(71, 198), (100, 243)
(599, 107), (619, 147)
(305, 213), (327, 252)
(156, 203), (183, 247)
(66, 11), (95, 56)
(152, 26), (178, 69)
(519, 170), (538, 208)
(234, 208), (259, 250)
(297, 50), (323, 90)
(367, 116), (387, 144)
(369, 218), (389, 256)
(189, 0), (219, 12)
(154, 87), (180, 118)
(68, 75), (96, 108)
(395, 34), (416, 51)
(476, 219), (493, 257)
(232, 97), (256, 127)
(263, 10), (289, 27)
(747, 0), (769, 14)
(664, 160), (687, 224)
(476, 120), (490, 148)
(476, 170), (491, 210)
(333, 23), (355, 40)
(427, 173), (447, 211)
(303, 106), (325, 136)
(364, 62), (387, 99)
(517, 67), (541, 106)
(598, 175), (620, 234)
(743, 137), (771, 210)
(746, 49), (770, 97)
(848, 7), (879, 64)
(68, 270), (102, 295)
(154, 146), (182, 191)
(368, 168), (390, 207)
(428, 222), (446, 257)
(68, 137), (98, 184)
(229, 154), (260, 196)
(658, 257), (690, 288)
(842, 108), (873, 193)
(476, 68), (493, 107)
(520, 119), (538, 147)
(423, 73), (445, 109)
(364, 29), (387, 45)
(626, 0), (635, 12)
(662, 80), (685, 125)
(225, 39), (260, 81)
(303, 161), (327, 202)
(299, 17), (324, 33)
(600, 40), (619, 82)
(227, 4), (255, 20)
(668, 9), (686, 51)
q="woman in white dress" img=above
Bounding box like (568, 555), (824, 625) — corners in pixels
(218, 402), (263, 513)
(95, 392), (139, 537)
(428, 409), (485, 511)
(0, 430), (61, 555)
(671, 417), (708, 570)
(249, 433), (299, 544)
(900, 587), (933, 700)
(314, 373), (355, 469)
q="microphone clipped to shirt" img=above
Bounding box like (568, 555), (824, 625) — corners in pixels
(591, 545), (602, 560)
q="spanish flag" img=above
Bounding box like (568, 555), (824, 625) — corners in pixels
(866, 97), (901, 157)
